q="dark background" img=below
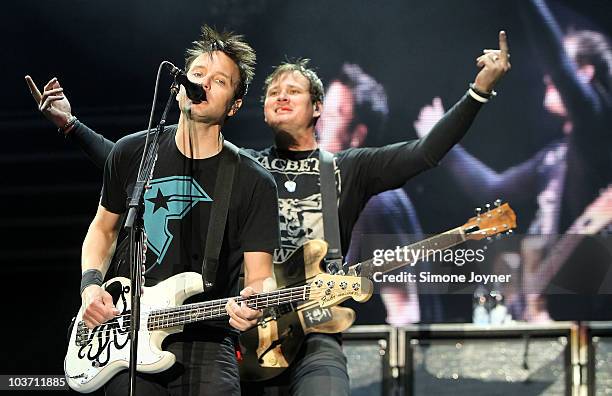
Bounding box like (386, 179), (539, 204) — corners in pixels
(1, 0), (611, 382)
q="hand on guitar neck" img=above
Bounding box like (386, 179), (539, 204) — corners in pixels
(226, 286), (264, 331)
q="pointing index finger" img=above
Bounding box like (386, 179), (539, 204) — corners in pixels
(24, 75), (43, 103)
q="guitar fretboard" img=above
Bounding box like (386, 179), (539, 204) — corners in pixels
(147, 285), (312, 330)
(350, 227), (467, 278)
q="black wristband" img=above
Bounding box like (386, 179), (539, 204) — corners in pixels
(58, 115), (78, 136)
(80, 269), (103, 295)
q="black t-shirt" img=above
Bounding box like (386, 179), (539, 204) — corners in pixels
(244, 142), (436, 262)
(102, 125), (280, 332)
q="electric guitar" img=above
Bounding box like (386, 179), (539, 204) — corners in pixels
(64, 272), (372, 393)
(239, 202), (517, 381)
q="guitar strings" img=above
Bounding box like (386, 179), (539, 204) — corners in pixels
(74, 292), (328, 341)
(74, 287), (337, 339)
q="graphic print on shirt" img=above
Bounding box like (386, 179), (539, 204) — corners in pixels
(276, 193), (324, 262)
(249, 150), (341, 263)
(143, 176), (212, 265)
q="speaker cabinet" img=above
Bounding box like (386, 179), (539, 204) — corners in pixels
(586, 322), (612, 395)
(400, 323), (576, 396)
(343, 325), (396, 396)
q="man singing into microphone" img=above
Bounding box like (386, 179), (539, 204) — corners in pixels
(27, 26), (280, 395)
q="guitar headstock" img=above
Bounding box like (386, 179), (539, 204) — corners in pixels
(309, 273), (373, 307)
(462, 200), (517, 241)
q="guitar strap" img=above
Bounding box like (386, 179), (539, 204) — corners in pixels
(201, 140), (240, 291)
(319, 149), (344, 274)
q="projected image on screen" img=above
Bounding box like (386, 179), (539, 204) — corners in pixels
(315, 63), (448, 325)
(326, 0), (612, 324)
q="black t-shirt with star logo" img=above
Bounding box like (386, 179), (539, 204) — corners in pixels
(101, 125), (280, 333)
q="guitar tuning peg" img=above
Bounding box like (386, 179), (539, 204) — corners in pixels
(494, 199), (502, 207)
(495, 234), (502, 240)
(475, 207), (482, 217)
(486, 236), (493, 243)
(485, 203), (491, 211)
(507, 229), (513, 235)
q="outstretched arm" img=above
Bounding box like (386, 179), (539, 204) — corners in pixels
(519, 0), (608, 130)
(25, 75), (115, 168)
(414, 31), (512, 166)
(414, 97), (540, 203)
(352, 32), (511, 198)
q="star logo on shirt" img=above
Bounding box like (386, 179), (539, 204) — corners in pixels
(143, 176), (212, 265)
(147, 188), (170, 213)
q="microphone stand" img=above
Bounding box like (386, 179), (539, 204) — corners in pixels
(124, 81), (179, 396)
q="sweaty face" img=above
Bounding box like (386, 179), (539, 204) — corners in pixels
(179, 51), (242, 123)
(316, 81), (355, 152)
(263, 71), (320, 134)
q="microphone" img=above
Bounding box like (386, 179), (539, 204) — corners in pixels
(167, 64), (206, 103)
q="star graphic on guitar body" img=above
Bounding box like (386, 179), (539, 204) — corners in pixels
(147, 188), (170, 213)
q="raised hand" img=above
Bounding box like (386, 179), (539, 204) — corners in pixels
(473, 31), (512, 93)
(414, 97), (445, 138)
(25, 75), (73, 131)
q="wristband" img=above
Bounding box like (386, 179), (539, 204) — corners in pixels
(80, 269), (103, 295)
(58, 115), (78, 136)
(468, 88), (489, 103)
(468, 83), (497, 103)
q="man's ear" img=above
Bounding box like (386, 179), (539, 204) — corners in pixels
(313, 101), (323, 118)
(350, 124), (368, 148)
(228, 98), (243, 117)
(176, 86), (186, 103)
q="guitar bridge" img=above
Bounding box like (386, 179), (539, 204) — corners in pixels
(75, 321), (90, 347)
